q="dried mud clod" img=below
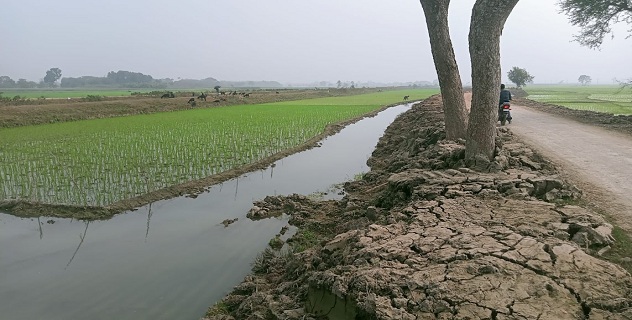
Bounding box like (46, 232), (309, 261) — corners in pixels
(207, 95), (632, 320)
(221, 218), (238, 227)
(246, 194), (312, 220)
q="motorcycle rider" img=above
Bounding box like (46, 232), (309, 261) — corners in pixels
(498, 83), (512, 123)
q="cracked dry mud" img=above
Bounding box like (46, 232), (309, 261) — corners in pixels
(206, 95), (632, 320)
(311, 197), (629, 319)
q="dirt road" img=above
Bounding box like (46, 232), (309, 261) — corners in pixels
(509, 104), (632, 233)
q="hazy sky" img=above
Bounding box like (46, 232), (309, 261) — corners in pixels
(1, 0), (630, 85)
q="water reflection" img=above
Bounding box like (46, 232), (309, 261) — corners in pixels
(66, 221), (90, 269)
(37, 216), (43, 239)
(145, 202), (153, 241)
(0, 103), (412, 320)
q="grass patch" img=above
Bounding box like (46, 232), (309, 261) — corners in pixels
(205, 301), (230, 317)
(268, 235), (284, 250)
(290, 229), (321, 253)
(564, 197), (632, 274)
(83, 95), (104, 102)
(525, 85), (632, 115)
(602, 226), (632, 274)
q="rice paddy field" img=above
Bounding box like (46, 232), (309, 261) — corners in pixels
(0, 89), (435, 208)
(525, 85), (632, 115)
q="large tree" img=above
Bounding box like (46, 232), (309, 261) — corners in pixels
(419, 0), (468, 140)
(43, 68), (62, 87)
(559, 0), (632, 88)
(466, 0), (520, 162)
(578, 74), (592, 85)
(0, 76), (16, 88)
(507, 66), (534, 88)
(419, 0), (519, 163)
(558, 0), (632, 49)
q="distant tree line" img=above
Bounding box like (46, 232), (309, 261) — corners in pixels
(0, 70), (161, 89)
(0, 67), (64, 88)
(61, 70), (167, 88)
(1, 70), (284, 89)
(169, 77), (220, 89)
(219, 80), (283, 88)
(0, 76), (41, 88)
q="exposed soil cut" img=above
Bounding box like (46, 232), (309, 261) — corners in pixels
(206, 95), (632, 319)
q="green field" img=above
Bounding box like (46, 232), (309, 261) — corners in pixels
(525, 85), (632, 115)
(0, 89), (435, 207)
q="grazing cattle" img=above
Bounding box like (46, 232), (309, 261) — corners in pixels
(188, 98), (195, 103)
(403, 95), (410, 101)
(197, 93), (207, 101)
(161, 92), (175, 99)
(243, 93), (250, 97)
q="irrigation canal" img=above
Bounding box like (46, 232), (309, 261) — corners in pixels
(0, 103), (412, 320)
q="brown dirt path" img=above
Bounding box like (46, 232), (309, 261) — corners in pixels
(508, 104), (632, 234)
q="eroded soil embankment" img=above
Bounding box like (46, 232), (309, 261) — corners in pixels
(206, 95), (632, 319)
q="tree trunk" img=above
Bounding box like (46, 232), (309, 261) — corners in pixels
(419, 0), (468, 140)
(466, 0), (519, 163)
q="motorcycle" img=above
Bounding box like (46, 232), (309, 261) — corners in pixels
(499, 102), (511, 126)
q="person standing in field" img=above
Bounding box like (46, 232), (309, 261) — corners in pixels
(498, 83), (512, 122)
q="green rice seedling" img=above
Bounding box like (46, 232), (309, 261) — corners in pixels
(525, 85), (632, 115)
(0, 89), (437, 207)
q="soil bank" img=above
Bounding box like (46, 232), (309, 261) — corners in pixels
(206, 95), (632, 319)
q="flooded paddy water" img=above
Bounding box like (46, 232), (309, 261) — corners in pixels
(0, 103), (412, 320)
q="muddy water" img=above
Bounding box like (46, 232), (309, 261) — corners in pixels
(0, 103), (411, 320)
